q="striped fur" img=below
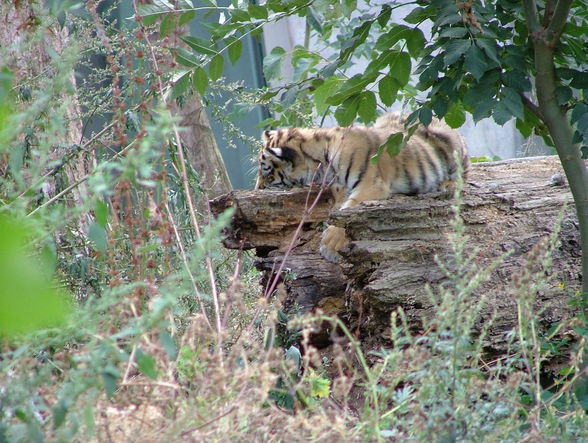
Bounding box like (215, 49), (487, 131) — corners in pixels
(256, 112), (469, 262)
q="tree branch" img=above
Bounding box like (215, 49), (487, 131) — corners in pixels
(546, 0), (573, 42)
(521, 94), (544, 121)
(542, 0), (555, 28)
(522, 0), (540, 34)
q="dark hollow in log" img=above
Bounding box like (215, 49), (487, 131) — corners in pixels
(210, 156), (581, 363)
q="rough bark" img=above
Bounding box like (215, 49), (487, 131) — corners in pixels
(210, 156), (581, 359)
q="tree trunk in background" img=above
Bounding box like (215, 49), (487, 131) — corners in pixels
(211, 156), (581, 368)
(0, 2), (93, 227)
(171, 93), (232, 199)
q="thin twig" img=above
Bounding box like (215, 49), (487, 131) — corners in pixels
(164, 201), (213, 330)
(178, 406), (237, 437)
(120, 381), (181, 390)
(221, 247), (243, 329)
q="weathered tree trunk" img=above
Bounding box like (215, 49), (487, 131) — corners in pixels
(170, 90), (232, 200)
(211, 156), (581, 358)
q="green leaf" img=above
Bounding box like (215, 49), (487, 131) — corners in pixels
(309, 372), (331, 398)
(281, 86), (298, 107)
(516, 108), (541, 138)
(320, 61), (338, 78)
(338, 20), (374, 66)
(101, 368), (119, 399)
(358, 91), (377, 123)
(174, 48), (201, 68)
(248, 3), (268, 19)
(314, 77), (342, 114)
(435, 7), (461, 26)
(137, 351), (158, 380)
(292, 47), (320, 81)
(263, 46), (286, 81)
(464, 44), (488, 81)
(334, 95), (361, 126)
(577, 113), (588, 144)
(89, 222), (107, 254)
(378, 75), (400, 107)
(382, 132), (404, 157)
(171, 71), (191, 99)
(501, 86), (524, 120)
(388, 51), (411, 86)
(572, 103), (588, 124)
(136, 4), (163, 26)
(571, 72), (588, 89)
(440, 27), (468, 38)
(403, 7), (429, 24)
(160, 330), (178, 360)
(493, 100), (512, 125)
(503, 70), (532, 92)
(94, 200), (108, 228)
(443, 39), (471, 66)
(418, 56), (442, 86)
(445, 104), (466, 128)
(285, 345), (302, 372)
(419, 106), (433, 126)
(179, 11), (196, 26)
(471, 97), (495, 122)
(229, 9), (250, 22)
(180, 36), (218, 56)
(555, 86), (573, 106)
(432, 96), (449, 118)
(208, 54), (224, 81)
(53, 399), (69, 429)
(504, 52), (527, 71)
(476, 39), (500, 64)
(463, 79), (497, 109)
(0, 216), (71, 337)
(307, 7), (323, 33)
(42, 240), (57, 275)
(377, 4), (392, 27)
(327, 74), (371, 106)
(375, 25), (410, 51)
(406, 28), (425, 58)
(227, 38), (243, 65)
(342, 0), (357, 17)
(192, 67), (208, 96)
(159, 14), (176, 38)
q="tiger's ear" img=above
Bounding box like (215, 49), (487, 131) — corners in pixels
(262, 130), (276, 142)
(268, 146), (298, 164)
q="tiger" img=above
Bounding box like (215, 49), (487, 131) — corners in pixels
(256, 112), (469, 263)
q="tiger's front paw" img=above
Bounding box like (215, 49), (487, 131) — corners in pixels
(320, 225), (348, 263)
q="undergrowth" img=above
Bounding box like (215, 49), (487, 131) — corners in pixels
(0, 2), (586, 442)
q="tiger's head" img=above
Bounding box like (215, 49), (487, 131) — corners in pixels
(255, 129), (310, 190)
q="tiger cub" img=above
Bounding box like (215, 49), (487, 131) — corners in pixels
(256, 112), (469, 263)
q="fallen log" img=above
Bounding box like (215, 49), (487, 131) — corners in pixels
(210, 156), (581, 359)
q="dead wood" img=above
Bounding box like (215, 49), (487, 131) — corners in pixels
(210, 156), (581, 360)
